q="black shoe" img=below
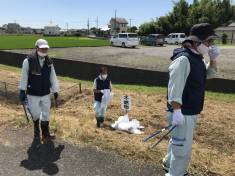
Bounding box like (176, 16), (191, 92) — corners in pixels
(33, 119), (40, 138)
(96, 117), (102, 128)
(41, 121), (56, 143)
(100, 117), (104, 123)
(162, 161), (169, 173)
(97, 120), (101, 128)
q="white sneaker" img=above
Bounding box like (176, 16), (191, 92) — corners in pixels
(162, 159), (189, 175)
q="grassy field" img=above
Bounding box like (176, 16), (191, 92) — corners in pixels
(0, 64), (235, 176)
(0, 35), (110, 49)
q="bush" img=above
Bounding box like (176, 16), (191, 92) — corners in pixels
(221, 33), (228, 44)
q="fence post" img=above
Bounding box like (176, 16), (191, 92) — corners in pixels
(4, 82), (8, 98)
(79, 82), (82, 94)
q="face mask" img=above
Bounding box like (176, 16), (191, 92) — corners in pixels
(101, 74), (108, 80)
(37, 51), (48, 57)
(197, 44), (209, 55)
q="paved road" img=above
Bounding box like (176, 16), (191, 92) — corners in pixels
(0, 125), (165, 176)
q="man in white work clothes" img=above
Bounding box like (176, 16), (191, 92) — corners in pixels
(19, 39), (59, 143)
(163, 23), (220, 176)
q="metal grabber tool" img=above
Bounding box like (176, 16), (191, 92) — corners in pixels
(143, 124), (177, 149)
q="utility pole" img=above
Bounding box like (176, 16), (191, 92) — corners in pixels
(96, 16), (99, 29)
(129, 19), (132, 28)
(114, 9), (117, 34)
(66, 23), (69, 32)
(87, 18), (90, 35)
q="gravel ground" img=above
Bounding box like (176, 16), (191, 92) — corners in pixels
(6, 45), (235, 80)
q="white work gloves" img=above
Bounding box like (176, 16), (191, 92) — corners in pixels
(172, 109), (185, 126)
(208, 45), (220, 60)
(101, 89), (110, 94)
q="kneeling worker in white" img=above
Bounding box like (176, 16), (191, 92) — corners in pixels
(19, 39), (59, 143)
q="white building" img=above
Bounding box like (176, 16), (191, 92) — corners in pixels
(34, 28), (44, 34)
(44, 24), (60, 36)
(21, 27), (34, 34)
(109, 17), (128, 35)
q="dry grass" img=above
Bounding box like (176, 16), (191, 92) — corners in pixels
(0, 64), (234, 176)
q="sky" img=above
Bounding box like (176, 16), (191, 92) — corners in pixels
(0, 0), (200, 29)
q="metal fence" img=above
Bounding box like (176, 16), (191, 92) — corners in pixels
(0, 81), (19, 102)
(0, 80), (83, 104)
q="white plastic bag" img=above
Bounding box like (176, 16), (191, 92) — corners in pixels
(101, 89), (113, 108)
(111, 114), (144, 134)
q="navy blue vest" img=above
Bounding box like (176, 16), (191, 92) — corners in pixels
(167, 48), (206, 115)
(27, 54), (52, 96)
(94, 77), (111, 102)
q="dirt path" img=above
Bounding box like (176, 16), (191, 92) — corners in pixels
(0, 125), (164, 176)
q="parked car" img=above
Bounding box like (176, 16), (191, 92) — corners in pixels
(140, 34), (165, 46)
(165, 33), (186, 45)
(110, 33), (139, 48)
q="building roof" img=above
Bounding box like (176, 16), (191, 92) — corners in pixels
(44, 25), (60, 29)
(215, 22), (235, 31)
(215, 26), (235, 31)
(110, 17), (128, 24)
(228, 23), (235, 27)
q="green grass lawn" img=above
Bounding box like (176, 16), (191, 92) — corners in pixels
(0, 35), (110, 49)
(0, 64), (234, 102)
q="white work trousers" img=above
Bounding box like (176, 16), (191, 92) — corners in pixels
(164, 112), (198, 176)
(27, 94), (51, 121)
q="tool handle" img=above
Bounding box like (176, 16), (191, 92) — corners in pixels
(22, 103), (29, 123)
(143, 124), (172, 142)
(150, 125), (176, 149)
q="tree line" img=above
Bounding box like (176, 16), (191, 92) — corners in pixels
(138, 0), (235, 36)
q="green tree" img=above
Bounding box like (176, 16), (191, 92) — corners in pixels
(139, 0), (235, 36)
(138, 20), (158, 35)
(128, 26), (138, 33)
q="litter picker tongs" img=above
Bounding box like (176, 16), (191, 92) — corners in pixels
(22, 99), (33, 123)
(143, 124), (176, 149)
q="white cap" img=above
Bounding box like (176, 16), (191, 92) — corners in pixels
(35, 39), (50, 49)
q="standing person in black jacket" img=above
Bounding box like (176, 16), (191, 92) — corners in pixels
(93, 67), (112, 128)
(19, 39), (59, 143)
(163, 23), (220, 176)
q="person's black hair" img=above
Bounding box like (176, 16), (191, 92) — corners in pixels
(99, 67), (108, 74)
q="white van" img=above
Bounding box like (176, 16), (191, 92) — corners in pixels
(110, 33), (139, 48)
(165, 33), (186, 45)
